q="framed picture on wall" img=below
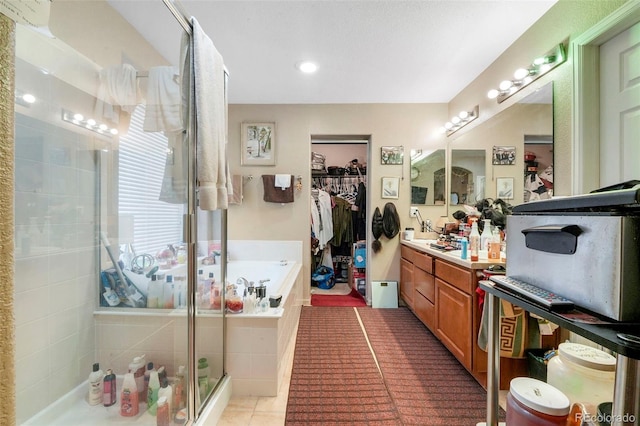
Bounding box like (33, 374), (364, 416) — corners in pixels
(241, 122), (276, 166)
(496, 177), (514, 200)
(492, 146), (516, 165)
(381, 177), (400, 199)
(381, 146), (404, 165)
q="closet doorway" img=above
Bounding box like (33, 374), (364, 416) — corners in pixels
(310, 135), (370, 303)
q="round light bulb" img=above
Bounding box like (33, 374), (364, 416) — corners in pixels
(444, 122), (453, 130)
(438, 127), (446, 134)
(87, 119), (96, 126)
(73, 113), (84, 121)
(533, 56), (546, 66)
(513, 68), (530, 80)
(99, 124), (108, 131)
(539, 63), (551, 74)
(22, 93), (36, 104)
(110, 128), (118, 135)
(451, 116), (461, 125)
(459, 111), (469, 120)
(499, 80), (513, 91)
(296, 61), (317, 73)
(487, 89), (499, 99)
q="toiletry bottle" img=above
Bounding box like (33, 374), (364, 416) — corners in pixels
(158, 377), (173, 417)
(88, 362), (104, 406)
(147, 368), (160, 415)
(173, 276), (185, 309)
(489, 229), (501, 260)
(197, 269), (205, 307)
(469, 219), (480, 262)
(144, 362), (155, 398)
(163, 275), (174, 309)
(120, 372), (139, 417)
(198, 358), (209, 400)
(147, 275), (162, 308)
(208, 272), (216, 309)
(460, 237), (468, 260)
(157, 365), (167, 384)
(174, 365), (186, 413)
(480, 219), (492, 253)
(156, 396), (170, 426)
(103, 369), (116, 407)
(129, 355), (146, 402)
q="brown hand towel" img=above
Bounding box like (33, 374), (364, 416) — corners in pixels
(262, 174), (294, 203)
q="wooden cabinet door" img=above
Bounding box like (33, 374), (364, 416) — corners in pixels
(400, 258), (414, 309)
(436, 278), (472, 370)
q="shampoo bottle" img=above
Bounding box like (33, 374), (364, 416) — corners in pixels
(129, 355), (146, 402)
(158, 378), (173, 418)
(156, 396), (171, 426)
(480, 219), (492, 253)
(88, 363), (104, 406)
(120, 372), (139, 417)
(174, 365), (186, 412)
(469, 219), (480, 262)
(147, 369), (160, 415)
(147, 275), (162, 308)
(198, 358), (209, 400)
(163, 275), (174, 309)
(103, 369), (116, 407)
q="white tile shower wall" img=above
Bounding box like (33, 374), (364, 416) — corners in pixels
(14, 114), (100, 424)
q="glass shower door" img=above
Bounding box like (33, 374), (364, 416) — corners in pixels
(11, 1), (213, 424)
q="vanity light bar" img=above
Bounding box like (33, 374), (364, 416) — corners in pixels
(487, 43), (566, 104)
(440, 105), (479, 137)
(61, 109), (118, 137)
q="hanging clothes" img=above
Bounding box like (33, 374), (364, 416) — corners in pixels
(331, 196), (353, 247)
(353, 181), (367, 241)
(310, 189), (333, 249)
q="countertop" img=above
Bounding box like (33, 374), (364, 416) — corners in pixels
(401, 239), (505, 270)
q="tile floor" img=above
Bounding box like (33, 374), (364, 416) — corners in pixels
(205, 307), (508, 426)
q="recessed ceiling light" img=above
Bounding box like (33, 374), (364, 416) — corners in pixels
(296, 61), (318, 73)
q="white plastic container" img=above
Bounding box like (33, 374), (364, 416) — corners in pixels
(506, 377), (570, 425)
(547, 342), (616, 406)
(129, 355), (146, 401)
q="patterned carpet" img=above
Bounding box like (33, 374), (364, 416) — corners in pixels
(285, 306), (401, 424)
(358, 307), (503, 425)
(286, 306), (502, 425)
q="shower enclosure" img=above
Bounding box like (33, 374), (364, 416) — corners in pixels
(12, 1), (226, 424)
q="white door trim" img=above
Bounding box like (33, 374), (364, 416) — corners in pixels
(572, 0), (640, 194)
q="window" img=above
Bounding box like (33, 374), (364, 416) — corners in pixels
(118, 105), (184, 256)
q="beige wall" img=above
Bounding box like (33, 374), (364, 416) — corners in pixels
(0, 13), (16, 426)
(228, 103), (447, 301)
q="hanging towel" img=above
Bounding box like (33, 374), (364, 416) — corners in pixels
(189, 17), (231, 210)
(94, 63), (139, 134)
(227, 175), (243, 205)
(275, 174), (291, 190)
(159, 131), (188, 204)
(262, 175), (294, 203)
(143, 66), (182, 132)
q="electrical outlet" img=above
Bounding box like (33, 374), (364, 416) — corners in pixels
(410, 207), (419, 217)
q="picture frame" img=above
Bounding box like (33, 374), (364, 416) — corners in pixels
(496, 177), (514, 200)
(241, 122), (276, 166)
(492, 146), (516, 165)
(381, 146), (404, 165)
(381, 176), (400, 199)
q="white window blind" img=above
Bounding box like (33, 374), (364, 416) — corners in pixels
(118, 104), (184, 256)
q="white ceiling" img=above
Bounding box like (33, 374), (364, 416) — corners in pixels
(108, 0), (557, 104)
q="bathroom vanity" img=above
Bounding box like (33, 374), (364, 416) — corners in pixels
(400, 240), (529, 390)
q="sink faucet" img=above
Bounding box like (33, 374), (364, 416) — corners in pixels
(236, 277), (249, 287)
(259, 279), (270, 284)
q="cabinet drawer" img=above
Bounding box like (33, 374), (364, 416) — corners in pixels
(414, 265), (435, 303)
(400, 258), (414, 308)
(401, 245), (415, 263)
(413, 251), (433, 274)
(414, 292), (435, 331)
(435, 259), (473, 294)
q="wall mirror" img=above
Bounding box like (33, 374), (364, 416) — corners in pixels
(410, 149), (446, 205)
(449, 82), (553, 206)
(449, 150), (485, 205)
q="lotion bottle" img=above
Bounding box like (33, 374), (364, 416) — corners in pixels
(147, 369), (160, 415)
(469, 219), (480, 262)
(88, 363), (104, 406)
(103, 369), (116, 407)
(480, 219), (492, 253)
(129, 355), (146, 402)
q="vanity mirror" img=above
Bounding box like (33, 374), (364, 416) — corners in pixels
(450, 150), (485, 205)
(449, 82), (553, 207)
(410, 149), (445, 205)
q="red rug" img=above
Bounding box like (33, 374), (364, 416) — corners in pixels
(285, 306), (401, 424)
(311, 288), (367, 307)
